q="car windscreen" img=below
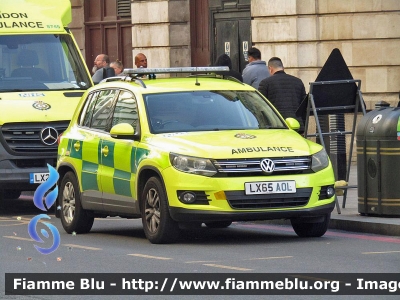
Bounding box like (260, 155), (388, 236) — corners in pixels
(144, 90), (287, 133)
(0, 34), (92, 92)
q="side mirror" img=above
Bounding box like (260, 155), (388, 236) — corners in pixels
(285, 118), (300, 131)
(110, 123), (139, 140)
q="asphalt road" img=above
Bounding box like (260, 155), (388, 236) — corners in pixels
(1, 197), (400, 300)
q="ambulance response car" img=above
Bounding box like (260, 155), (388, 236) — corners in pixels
(56, 67), (336, 244)
(0, 0), (92, 201)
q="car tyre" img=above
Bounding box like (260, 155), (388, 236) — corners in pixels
(141, 177), (180, 244)
(291, 214), (330, 237)
(59, 171), (94, 234)
(205, 221), (232, 228)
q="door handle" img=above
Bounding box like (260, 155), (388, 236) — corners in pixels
(101, 145), (109, 157)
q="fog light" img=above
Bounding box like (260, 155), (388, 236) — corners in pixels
(326, 186), (335, 198)
(179, 192), (196, 204)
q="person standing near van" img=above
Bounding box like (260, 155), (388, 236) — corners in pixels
(258, 57), (306, 132)
(242, 47), (270, 89)
(135, 53), (148, 68)
(134, 53), (156, 79)
(214, 54), (243, 82)
(110, 59), (124, 75)
(92, 54), (115, 84)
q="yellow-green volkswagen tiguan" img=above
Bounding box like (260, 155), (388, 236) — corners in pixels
(56, 67), (336, 244)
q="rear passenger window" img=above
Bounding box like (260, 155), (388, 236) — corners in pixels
(111, 90), (138, 129)
(90, 90), (118, 131)
(80, 92), (98, 127)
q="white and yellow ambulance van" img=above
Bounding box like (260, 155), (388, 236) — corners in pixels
(0, 0), (93, 201)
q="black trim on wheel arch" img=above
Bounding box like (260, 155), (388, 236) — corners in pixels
(137, 166), (167, 207)
(168, 202), (335, 223)
(137, 166), (164, 185)
(58, 171), (94, 234)
(56, 162), (79, 218)
(57, 162), (79, 185)
(141, 176), (180, 244)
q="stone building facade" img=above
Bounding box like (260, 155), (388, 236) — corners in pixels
(131, 0), (191, 68)
(69, 0), (85, 58)
(70, 0), (400, 108)
(251, 0), (400, 109)
(68, 0), (399, 167)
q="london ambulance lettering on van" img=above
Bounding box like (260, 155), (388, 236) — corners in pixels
(0, 0), (93, 202)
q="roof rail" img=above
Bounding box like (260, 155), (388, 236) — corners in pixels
(187, 73), (245, 85)
(101, 75), (146, 87)
(101, 66), (234, 87)
(122, 66), (230, 77)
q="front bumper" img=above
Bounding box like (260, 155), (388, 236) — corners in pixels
(0, 158), (54, 190)
(169, 202), (335, 222)
(162, 164), (335, 214)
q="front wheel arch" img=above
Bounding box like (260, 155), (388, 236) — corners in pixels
(56, 164), (78, 218)
(141, 176), (180, 244)
(58, 171), (94, 234)
(136, 167), (165, 211)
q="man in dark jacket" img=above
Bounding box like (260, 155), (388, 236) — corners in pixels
(258, 57), (306, 130)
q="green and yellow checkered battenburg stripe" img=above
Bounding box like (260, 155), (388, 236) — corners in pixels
(67, 138), (149, 197)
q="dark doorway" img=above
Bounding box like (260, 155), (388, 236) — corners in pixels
(84, 0), (132, 71)
(210, 1), (251, 73)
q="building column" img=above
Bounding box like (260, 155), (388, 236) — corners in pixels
(131, 0), (191, 68)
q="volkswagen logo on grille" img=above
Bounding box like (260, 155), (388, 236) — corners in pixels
(40, 127), (59, 146)
(260, 159), (275, 174)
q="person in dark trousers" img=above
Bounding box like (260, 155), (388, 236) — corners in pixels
(258, 57), (306, 131)
(214, 54), (243, 82)
(242, 47), (270, 88)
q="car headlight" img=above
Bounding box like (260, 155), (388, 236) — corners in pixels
(169, 153), (217, 176)
(311, 149), (330, 172)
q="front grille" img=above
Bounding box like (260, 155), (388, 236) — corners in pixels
(0, 121), (69, 154)
(213, 157), (311, 177)
(12, 158), (56, 168)
(225, 188), (312, 209)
